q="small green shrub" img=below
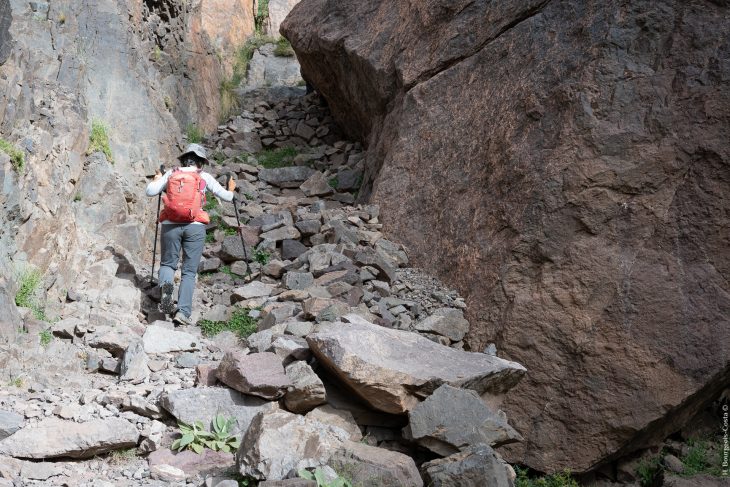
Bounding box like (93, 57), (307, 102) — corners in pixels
(253, 248), (271, 265)
(39, 329), (53, 347)
(273, 37), (294, 57)
(514, 467), (580, 487)
(203, 197), (219, 211)
(108, 448), (136, 464)
(0, 138), (25, 172)
(153, 45), (162, 62)
(198, 307), (258, 339)
(87, 120), (113, 163)
(256, 147), (298, 168)
(680, 439), (722, 477)
(73, 193), (82, 202)
(15, 268), (46, 320)
(328, 177), (338, 189)
(211, 151), (226, 165)
(219, 265), (244, 278)
(171, 415), (239, 454)
(255, 0), (269, 34)
(186, 124), (204, 144)
(205, 232), (216, 244)
(298, 468), (352, 487)
(220, 34), (275, 121)
(8, 377), (23, 388)
(164, 95), (174, 110)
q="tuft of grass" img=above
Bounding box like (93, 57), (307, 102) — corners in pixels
(73, 192), (82, 202)
(39, 329), (53, 347)
(254, 0), (269, 35)
(0, 138), (25, 172)
(253, 248), (270, 265)
(15, 268), (46, 320)
(164, 95), (173, 111)
(8, 377), (23, 388)
(186, 124), (204, 144)
(198, 307), (258, 339)
(273, 37), (294, 57)
(109, 448), (136, 465)
(203, 197), (219, 212)
(514, 467), (580, 487)
(153, 45), (162, 62)
(328, 176), (338, 189)
(211, 151), (226, 165)
(680, 439), (722, 477)
(87, 120), (113, 163)
(205, 232), (216, 244)
(219, 265), (244, 279)
(636, 454), (663, 487)
(255, 147), (299, 168)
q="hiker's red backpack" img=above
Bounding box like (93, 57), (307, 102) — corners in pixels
(159, 168), (210, 224)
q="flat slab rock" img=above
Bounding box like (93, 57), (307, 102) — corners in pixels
(142, 325), (200, 354)
(148, 448), (234, 478)
(159, 387), (276, 438)
(328, 440), (423, 487)
(307, 316), (526, 413)
(217, 351), (291, 400)
(0, 411), (22, 441)
(422, 444), (514, 487)
(0, 418), (138, 459)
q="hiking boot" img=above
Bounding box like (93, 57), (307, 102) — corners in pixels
(172, 311), (193, 327)
(159, 281), (175, 315)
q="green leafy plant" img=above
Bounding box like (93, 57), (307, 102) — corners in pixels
(273, 37), (294, 57)
(514, 467), (580, 487)
(253, 248), (271, 265)
(0, 138), (25, 172)
(186, 123), (204, 144)
(254, 0), (269, 35)
(73, 192), (82, 202)
(203, 196), (219, 211)
(15, 268), (46, 321)
(680, 438), (722, 477)
(171, 415), (240, 454)
(153, 45), (162, 62)
(198, 308), (258, 339)
(298, 468), (352, 487)
(8, 377), (23, 388)
(328, 177), (338, 189)
(87, 120), (113, 163)
(205, 232), (216, 244)
(255, 147), (298, 168)
(234, 475), (259, 487)
(211, 151), (227, 165)
(39, 329), (53, 347)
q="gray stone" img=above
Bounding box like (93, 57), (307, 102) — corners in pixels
(354, 249), (396, 282)
(334, 169), (362, 191)
(285, 321), (315, 338)
(405, 384), (522, 456)
(285, 272), (314, 290)
(175, 352), (201, 369)
(20, 461), (63, 481)
(148, 448), (235, 479)
(202, 304), (232, 323)
(374, 239), (408, 266)
(219, 236), (255, 263)
(0, 411), (23, 441)
(284, 361), (327, 414)
(282, 239), (309, 260)
(295, 120), (316, 141)
(270, 336), (311, 365)
(232, 281), (275, 301)
(305, 405), (362, 442)
(328, 441), (423, 487)
(237, 409), (350, 480)
(258, 166), (316, 188)
(142, 326), (200, 354)
(217, 351), (292, 400)
(664, 454), (684, 474)
(0, 418), (138, 459)
(159, 387), (276, 438)
(199, 257), (223, 273)
(260, 303), (298, 330)
(300, 172), (333, 197)
(414, 308), (470, 342)
(260, 225), (301, 242)
(260, 480), (316, 487)
(295, 219), (322, 236)
(119, 340), (150, 382)
(86, 326), (139, 356)
(307, 316), (526, 414)
(422, 444), (513, 487)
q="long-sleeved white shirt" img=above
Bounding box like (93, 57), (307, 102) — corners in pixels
(146, 167), (234, 225)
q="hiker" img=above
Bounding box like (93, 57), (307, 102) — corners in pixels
(145, 143), (236, 326)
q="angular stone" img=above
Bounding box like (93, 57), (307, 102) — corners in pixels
(142, 326), (200, 354)
(307, 317), (526, 414)
(148, 448), (235, 479)
(284, 271), (314, 290)
(414, 308), (470, 342)
(284, 361), (327, 414)
(0, 411), (22, 441)
(354, 249), (396, 282)
(260, 303), (298, 330)
(295, 219), (322, 236)
(302, 297), (337, 319)
(328, 441), (423, 487)
(315, 301), (350, 323)
(260, 480), (316, 487)
(300, 172), (334, 197)
(217, 352), (291, 400)
(282, 239), (309, 260)
(305, 405), (362, 442)
(271, 336), (311, 365)
(422, 444), (513, 487)
(263, 259), (286, 278)
(219, 235), (255, 263)
(237, 409), (350, 480)
(0, 418), (138, 459)
(334, 169), (362, 191)
(405, 384), (521, 456)
(295, 120), (316, 141)
(159, 387), (276, 438)
(199, 257), (223, 273)
(260, 225), (301, 242)
(232, 281), (275, 301)
(195, 363), (219, 386)
(258, 167), (316, 188)
(119, 340), (150, 382)
(374, 239), (408, 267)
(86, 326), (139, 356)
(285, 321), (315, 338)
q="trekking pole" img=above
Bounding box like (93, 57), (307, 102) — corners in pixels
(227, 172), (252, 280)
(150, 164), (165, 285)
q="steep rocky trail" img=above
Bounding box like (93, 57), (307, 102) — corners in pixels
(0, 84), (525, 486)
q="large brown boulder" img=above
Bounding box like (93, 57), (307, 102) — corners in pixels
(283, 0), (730, 473)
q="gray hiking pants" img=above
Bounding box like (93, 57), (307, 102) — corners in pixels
(159, 223), (206, 318)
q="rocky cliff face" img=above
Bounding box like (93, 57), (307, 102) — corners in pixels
(0, 0), (229, 336)
(283, 0), (730, 473)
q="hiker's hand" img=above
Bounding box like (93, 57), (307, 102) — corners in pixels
(227, 178), (236, 192)
(153, 169), (162, 181)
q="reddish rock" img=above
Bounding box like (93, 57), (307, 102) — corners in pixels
(195, 363), (219, 387)
(284, 0), (730, 473)
(148, 448), (235, 478)
(217, 352), (292, 400)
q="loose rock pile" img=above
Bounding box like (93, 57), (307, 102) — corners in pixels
(0, 87), (526, 486)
